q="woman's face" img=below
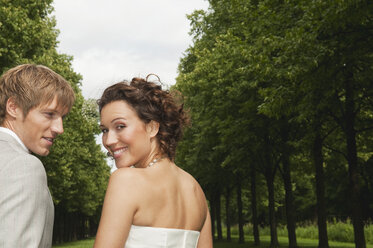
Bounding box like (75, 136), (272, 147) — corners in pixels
(99, 100), (155, 168)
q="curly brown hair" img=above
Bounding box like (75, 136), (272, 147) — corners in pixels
(97, 76), (188, 161)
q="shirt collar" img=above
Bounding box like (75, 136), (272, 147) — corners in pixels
(0, 127), (29, 153)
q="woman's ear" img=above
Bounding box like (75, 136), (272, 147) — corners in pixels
(146, 120), (160, 138)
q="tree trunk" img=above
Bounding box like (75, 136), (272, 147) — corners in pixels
(216, 190), (223, 241)
(72, 213), (78, 241)
(79, 216), (85, 240)
(210, 193), (216, 240)
(280, 121), (297, 248)
(53, 206), (64, 244)
(225, 187), (232, 242)
(91, 216), (99, 237)
(312, 126), (329, 248)
(250, 167), (260, 245)
(210, 192), (216, 239)
(237, 178), (245, 243)
(282, 154), (297, 248)
(344, 75), (366, 248)
(64, 213), (70, 242)
(263, 124), (279, 248)
(265, 170), (279, 248)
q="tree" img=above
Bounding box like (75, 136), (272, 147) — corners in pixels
(177, 1), (373, 247)
(0, 0), (110, 242)
(256, 2), (373, 247)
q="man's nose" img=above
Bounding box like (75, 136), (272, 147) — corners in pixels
(51, 117), (64, 135)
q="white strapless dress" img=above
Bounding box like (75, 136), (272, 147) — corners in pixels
(124, 225), (200, 248)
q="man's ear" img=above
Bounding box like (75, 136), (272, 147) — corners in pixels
(146, 120), (160, 138)
(6, 98), (22, 119)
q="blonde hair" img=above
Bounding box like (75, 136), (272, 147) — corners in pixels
(0, 64), (75, 124)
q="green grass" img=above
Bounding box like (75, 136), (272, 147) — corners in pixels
(53, 238), (94, 248)
(51, 221), (373, 247)
(229, 221), (373, 245)
(52, 236), (373, 248)
(213, 235), (373, 248)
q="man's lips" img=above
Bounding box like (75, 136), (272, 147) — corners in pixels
(43, 137), (55, 145)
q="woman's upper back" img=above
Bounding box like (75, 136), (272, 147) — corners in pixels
(129, 161), (207, 232)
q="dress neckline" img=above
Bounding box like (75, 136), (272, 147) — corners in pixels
(131, 225), (200, 233)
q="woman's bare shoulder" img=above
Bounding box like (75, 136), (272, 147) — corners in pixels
(176, 166), (207, 198)
(107, 168), (146, 194)
(110, 168), (136, 182)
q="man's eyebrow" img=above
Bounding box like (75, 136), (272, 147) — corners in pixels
(40, 108), (57, 111)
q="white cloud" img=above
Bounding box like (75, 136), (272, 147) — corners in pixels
(52, 0), (209, 99)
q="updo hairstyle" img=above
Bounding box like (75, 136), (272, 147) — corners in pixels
(97, 76), (188, 161)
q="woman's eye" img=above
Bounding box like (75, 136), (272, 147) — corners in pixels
(116, 124), (126, 130)
(101, 129), (108, 134)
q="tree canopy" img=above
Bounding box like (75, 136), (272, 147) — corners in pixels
(0, 0), (110, 242)
(175, 0), (373, 247)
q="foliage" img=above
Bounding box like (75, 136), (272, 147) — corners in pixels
(0, 0), (110, 242)
(175, 0), (373, 246)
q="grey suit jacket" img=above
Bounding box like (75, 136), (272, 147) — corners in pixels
(0, 131), (54, 248)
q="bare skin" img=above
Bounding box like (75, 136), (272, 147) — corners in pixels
(94, 161), (212, 248)
(94, 100), (212, 248)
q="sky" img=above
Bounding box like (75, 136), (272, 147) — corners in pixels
(52, 0), (209, 99)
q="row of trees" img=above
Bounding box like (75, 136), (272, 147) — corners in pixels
(175, 1), (373, 248)
(0, 0), (110, 242)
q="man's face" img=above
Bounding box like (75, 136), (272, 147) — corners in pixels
(15, 97), (68, 156)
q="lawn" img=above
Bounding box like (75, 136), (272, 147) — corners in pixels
(213, 236), (372, 248)
(53, 238), (94, 248)
(52, 236), (373, 248)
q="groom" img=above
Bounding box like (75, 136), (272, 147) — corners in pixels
(0, 64), (75, 247)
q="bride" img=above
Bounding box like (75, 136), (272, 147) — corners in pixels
(93, 76), (213, 248)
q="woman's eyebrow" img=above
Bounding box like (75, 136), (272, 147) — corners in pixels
(111, 117), (127, 123)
